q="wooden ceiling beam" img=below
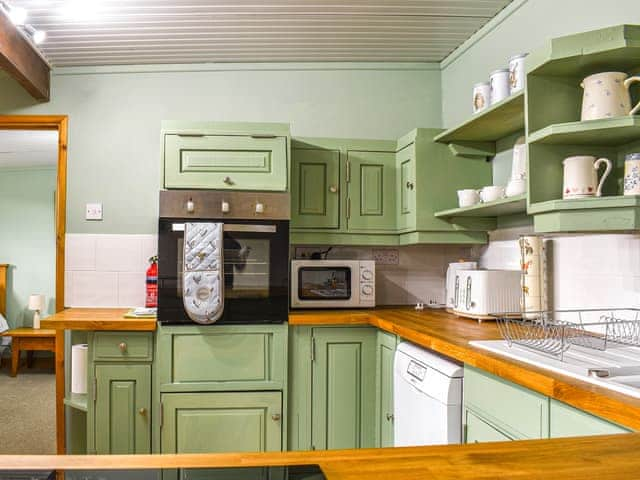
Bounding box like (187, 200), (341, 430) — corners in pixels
(0, 10), (50, 101)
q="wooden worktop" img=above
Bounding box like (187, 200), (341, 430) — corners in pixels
(3, 433), (640, 478)
(41, 308), (157, 331)
(290, 307), (640, 431)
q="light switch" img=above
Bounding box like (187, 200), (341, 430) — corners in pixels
(86, 203), (103, 221)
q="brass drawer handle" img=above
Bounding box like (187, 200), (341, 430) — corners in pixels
(139, 407), (147, 416)
(271, 414), (281, 422)
(329, 185), (338, 193)
(119, 342), (127, 353)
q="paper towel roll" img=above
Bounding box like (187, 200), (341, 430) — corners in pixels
(71, 344), (88, 394)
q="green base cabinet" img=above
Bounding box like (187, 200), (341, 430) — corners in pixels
(464, 365), (632, 444)
(160, 392), (282, 454)
(161, 121), (291, 191)
(375, 331), (398, 447)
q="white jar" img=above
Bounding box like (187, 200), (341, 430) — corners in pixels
(490, 69), (510, 105)
(508, 53), (528, 94)
(624, 153), (640, 196)
(472, 82), (491, 114)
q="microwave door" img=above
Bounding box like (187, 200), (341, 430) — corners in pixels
(298, 267), (352, 302)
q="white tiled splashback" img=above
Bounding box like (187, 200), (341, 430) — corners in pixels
(65, 234), (157, 308)
(474, 233), (640, 310)
(293, 245), (474, 306)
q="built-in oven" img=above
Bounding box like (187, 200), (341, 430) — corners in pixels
(158, 190), (290, 325)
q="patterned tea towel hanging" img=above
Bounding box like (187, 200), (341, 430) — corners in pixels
(183, 222), (224, 324)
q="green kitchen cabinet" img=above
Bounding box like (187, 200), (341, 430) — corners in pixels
(396, 144), (415, 232)
(94, 364), (151, 454)
(375, 331), (398, 447)
(549, 399), (631, 438)
(290, 147), (341, 229)
(347, 150), (397, 232)
(160, 391), (282, 454)
(464, 409), (513, 443)
(161, 121), (290, 191)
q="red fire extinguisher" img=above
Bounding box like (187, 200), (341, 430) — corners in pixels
(146, 255), (158, 308)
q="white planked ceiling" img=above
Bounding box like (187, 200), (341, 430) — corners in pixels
(9, 0), (513, 66)
(0, 130), (58, 168)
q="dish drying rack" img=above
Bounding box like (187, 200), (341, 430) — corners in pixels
(491, 309), (640, 360)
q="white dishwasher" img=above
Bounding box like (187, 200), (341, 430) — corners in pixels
(393, 341), (463, 446)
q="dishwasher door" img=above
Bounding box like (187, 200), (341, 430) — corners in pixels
(393, 344), (463, 447)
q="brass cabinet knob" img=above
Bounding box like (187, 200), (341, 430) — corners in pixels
(119, 342), (127, 352)
(139, 407), (147, 416)
(223, 176), (233, 185)
(329, 185), (338, 193)
(406, 181), (414, 190)
(271, 413), (281, 422)
(386, 413), (394, 421)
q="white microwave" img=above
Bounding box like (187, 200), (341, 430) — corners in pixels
(291, 260), (376, 309)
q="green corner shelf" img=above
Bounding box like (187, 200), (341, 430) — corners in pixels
(434, 91), (525, 154)
(528, 116), (640, 146)
(435, 194), (527, 218)
(64, 393), (88, 412)
(530, 196), (640, 233)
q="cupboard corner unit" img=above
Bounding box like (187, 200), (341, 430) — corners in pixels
(154, 323), (288, 455)
(161, 121), (291, 192)
(525, 24), (640, 232)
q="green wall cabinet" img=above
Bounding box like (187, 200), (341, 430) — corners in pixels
(160, 392), (282, 454)
(290, 147), (341, 229)
(161, 121), (291, 191)
(94, 364), (151, 454)
(375, 331), (398, 447)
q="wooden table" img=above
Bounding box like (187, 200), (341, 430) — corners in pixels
(0, 328), (56, 377)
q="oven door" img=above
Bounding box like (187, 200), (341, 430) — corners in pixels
(158, 219), (289, 324)
(291, 264), (358, 308)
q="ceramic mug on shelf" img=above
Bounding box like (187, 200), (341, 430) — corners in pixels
(472, 82), (491, 114)
(457, 189), (480, 207)
(624, 153), (640, 196)
(490, 69), (510, 105)
(479, 185), (506, 203)
(581, 71), (640, 121)
(508, 53), (528, 94)
(562, 155), (612, 199)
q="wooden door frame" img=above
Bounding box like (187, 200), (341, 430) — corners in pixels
(0, 114), (68, 455)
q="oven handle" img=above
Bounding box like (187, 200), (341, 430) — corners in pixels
(171, 223), (276, 233)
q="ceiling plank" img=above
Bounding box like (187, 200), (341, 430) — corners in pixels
(0, 10), (50, 101)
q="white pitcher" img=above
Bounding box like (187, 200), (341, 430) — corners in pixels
(563, 156), (612, 199)
(581, 72), (640, 121)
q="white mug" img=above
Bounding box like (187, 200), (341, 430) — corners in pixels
(457, 189), (480, 207)
(479, 185), (506, 203)
(490, 69), (510, 105)
(562, 155), (612, 199)
(472, 82), (491, 114)
(508, 54), (528, 94)
(624, 153), (640, 196)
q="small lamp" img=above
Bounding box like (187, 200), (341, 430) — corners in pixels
(28, 294), (45, 329)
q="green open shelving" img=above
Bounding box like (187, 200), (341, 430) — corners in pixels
(528, 116), (640, 146)
(435, 194), (527, 219)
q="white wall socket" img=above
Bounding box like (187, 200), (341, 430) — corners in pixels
(86, 203), (103, 221)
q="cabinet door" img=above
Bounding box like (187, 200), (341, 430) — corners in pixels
(94, 364), (151, 454)
(164, 134), (288, 191)
(375, 331), (397, 447)
(549, 399), (631, 438)
(161, 392), (282, 454)
(464, 409), (513, 444)
(396, 145), (416, 231)
(291, 148), (340, 229)
(311, 327), (377, 450)
(347, 150), (397, 232)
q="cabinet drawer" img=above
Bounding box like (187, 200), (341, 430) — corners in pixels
(465, 409), (512, 443)
(164, 134), (288, 191)
(550, 399), (631, 437)
(464, 366), (549, 439)
(92, 332), (153, 362)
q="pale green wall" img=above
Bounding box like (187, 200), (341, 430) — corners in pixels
(441, 0), (640, 127)
(0, 167), (57, 328)
(0, 63), (441, 234)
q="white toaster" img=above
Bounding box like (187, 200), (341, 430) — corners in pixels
(453, 270), (521, 320)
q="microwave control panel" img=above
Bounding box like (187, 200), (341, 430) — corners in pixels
(359, 261), (376, 306)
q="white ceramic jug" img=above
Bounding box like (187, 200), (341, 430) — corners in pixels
(581, 72), (640, 121)
(562, 156), (612, 199)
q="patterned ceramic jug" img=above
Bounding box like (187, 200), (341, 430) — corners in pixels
(581, 72), (640, 121)
(624, 153), (640, 196)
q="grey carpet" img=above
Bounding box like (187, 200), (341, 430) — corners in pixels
(0, 367), (56, 454)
